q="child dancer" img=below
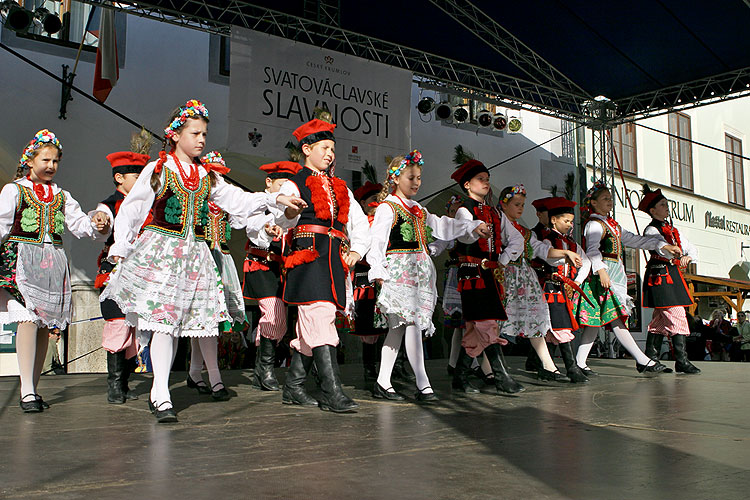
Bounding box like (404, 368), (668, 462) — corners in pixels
(275, 118), (370, 413)
(639, 185), (700, 374)
(0, 129), (109, 412)
(442, 194), (466, 376)
(449, 161), (526, 394)
(95, 141), (151, 404)
(102, 100), (305, 422)
(498, 185), (581, 383)
(185, 152), (247, 401)
(575, 181), (681, 375)
(369, 151), (490, 401)
(540, 197), (591, 383)
(244, 160), (301, 393)
(351, 180), (387, 387)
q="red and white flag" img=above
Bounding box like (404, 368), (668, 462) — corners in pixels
(93, 8), (118, 102)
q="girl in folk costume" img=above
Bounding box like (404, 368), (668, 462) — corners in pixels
(243, 160), (301, 392)
(540, 197), (591, 383)
(449, 160), (526, 394)
(185, 151), (247, 402)
(368, 150), (490, 401)
(639, 185), (700, 374)
(0, 130), (110, 412)
(94, 131), (152, 404)
(275, 118), (370, 413)
(574, 181), (682, 375)
(102, 100), (305, 422)
(351, 179), (388, 387)
(498, 185), (582, 383)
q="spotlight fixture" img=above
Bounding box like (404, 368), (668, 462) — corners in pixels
(35, 7), (61, 34)
(435, 101), (452, 121)
(477, 109), (493, 128)
(453, 106), (469, 123)
(1, 1), (33, 33)
(492, 113), (507, 131)
(416, 97), (435, 114)
(507, 116), (523, 134)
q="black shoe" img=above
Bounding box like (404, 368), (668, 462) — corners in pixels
(123, 391), (139, 401)
(253, 336), (281, 391)
(211, 384), (231, 401)
(636, 361), (667, 374)
(19, 395), (43, 413)
(282, 350), (318, 407)
(446, 364), (455, 377)
(645, 332), (673, 373)
(558, 342), (589, 383)
(313, 346), (359, 413)
(485, 344), (525, 394)
(415, 387), (438, 402)
(580, 367), (598, 377)
(186, 375), (211, 394)
(672, 335), (701, 374)
(537, 368), (571, 383)
(107, 351), (126, 404)
(34, 394), (50, 409)
(372, 382), (405, 401)
(452, 348), (480, 394)
(471, 366), (496, 385)
(148, 400), (178, 423)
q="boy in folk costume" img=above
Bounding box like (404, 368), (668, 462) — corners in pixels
(243, 160), (301, 392)
(639, 185), (700, 374)
(94, 146), (151, 404)
(275, 119), (370, 413)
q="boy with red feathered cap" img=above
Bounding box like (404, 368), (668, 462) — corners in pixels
(243, 160), (302, 392)
(639, 184), (700, 374)
(274, 118), (370, 413)
(94, 140), (151, 404)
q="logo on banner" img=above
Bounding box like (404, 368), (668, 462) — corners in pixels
(248, 129), (263, 147)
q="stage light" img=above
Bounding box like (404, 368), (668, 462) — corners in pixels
(2, 2), (33, 33)
(35, 8), (61, 34)
(435, 101), (452, 121)
(417, 97), (435, 114)
(477, 109), (493, 128)
(492, 113), (507, 131)
(453, 106), (469, 123)
(507, 116), (523, 134)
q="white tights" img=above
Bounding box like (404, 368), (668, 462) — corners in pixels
(16, 322), (48, 402)
(576, 320), (654, 369)
(530, 337), (559, 372)
(188, 336), (223, 389)
(377, 324), (433, 394)
(149, 332), (179, 409)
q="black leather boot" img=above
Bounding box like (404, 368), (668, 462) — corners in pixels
(312, 345), (359, 412)
(452, 348), (479, 393)
(121, 355), (138, 400)
(362, 342), (378, 386)
(525, 345), (542, 372)
(645, 332), (673, 373)
(107, 351), (126, 404)
(484, 344), (525, 394)
(558, 342), (588, 383)
(673, 335), (701, 374)
(282, 350), (317, 406)
(253, 336), (281, 391)
(392, 342), (416, 383)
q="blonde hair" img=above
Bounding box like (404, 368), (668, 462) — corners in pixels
(15, 144), (61, 180)
(376, 155), (404, 203)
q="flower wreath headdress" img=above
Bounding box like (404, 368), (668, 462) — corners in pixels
(164, 99), (210, 139)
(582, 179), (609, 208)
(501, 184), (526, 203)
(200, 150), (231, 175)
(20, 129), (62, 167)
(388, 149), (424, 179)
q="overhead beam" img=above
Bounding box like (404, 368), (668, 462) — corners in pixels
(427, 0), (590, 98)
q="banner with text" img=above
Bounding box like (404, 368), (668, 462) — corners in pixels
(228, 28), (412, 172)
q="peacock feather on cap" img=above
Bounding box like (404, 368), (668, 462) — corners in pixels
(130, 128), (154, 156)
(452, 144), (475, 167)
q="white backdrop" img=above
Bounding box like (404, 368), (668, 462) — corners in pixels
(228, 28), (412, 172)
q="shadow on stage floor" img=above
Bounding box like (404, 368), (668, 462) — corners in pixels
(1, 358), (749, 500)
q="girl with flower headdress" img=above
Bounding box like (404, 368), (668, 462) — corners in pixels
(368, 150), (491, 402)
(497, 184), (582, 384)
(0, 129), (111, 412)
(101, 100), (305, 422)
(574, 181), (682, 375)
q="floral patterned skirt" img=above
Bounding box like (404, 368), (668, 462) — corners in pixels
(442, 266), (463, 327)
(211, 248), (247, 332)
(576, 260), (630, 327)
(101, 229), (229, 337)
(499, 260), (552, 338)
(375, 251), (437, 336)
(0, 241), (71, 329)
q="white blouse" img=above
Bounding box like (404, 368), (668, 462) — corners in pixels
(109, 157), (278, 258)
(454, 206), (525, 267)
(584, 213), (669, 273)
(643, 223), (698, 261)
(0, 178), (106, 243)
(367, 195), (482, 282)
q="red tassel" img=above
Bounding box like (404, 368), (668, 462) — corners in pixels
(546, 294), (554, 304)
(557, 294), (566, 303)
(655, 277), (662, 285)
(367, 287), (375, 299)
(464, 280), (473, 291)
(243, 259), (250, 272)
(284, 249), (319, 269)
(457, 280), (465, 292)
(474, 278), (486, 289)
(666, 273), (673, 284)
